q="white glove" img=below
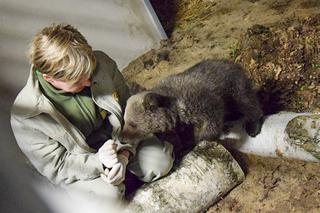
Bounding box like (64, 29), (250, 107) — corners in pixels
(100, 154), (128, 185)
(98, 139), (118, 168)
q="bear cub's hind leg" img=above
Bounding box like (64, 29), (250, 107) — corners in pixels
(197, 117), (224, 141)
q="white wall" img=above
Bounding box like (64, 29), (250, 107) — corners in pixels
(0, 1), (165, 211)
(0, 0), (166, 88)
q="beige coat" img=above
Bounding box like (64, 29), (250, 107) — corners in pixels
(11, 51), (135, 185)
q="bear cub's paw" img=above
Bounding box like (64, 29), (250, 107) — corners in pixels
(245, 117), (264, 137)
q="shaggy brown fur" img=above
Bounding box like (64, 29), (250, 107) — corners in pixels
(122, 59), (263, 143)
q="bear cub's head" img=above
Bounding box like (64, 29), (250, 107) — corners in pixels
(121, 92), (178, 143)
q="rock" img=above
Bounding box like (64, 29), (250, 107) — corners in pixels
(125, 140), (245, 212)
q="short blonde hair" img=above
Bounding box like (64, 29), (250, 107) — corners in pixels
(29, 23), (96, 82)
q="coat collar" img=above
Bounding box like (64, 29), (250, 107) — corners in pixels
(90, 59), (123, 123)
(11, 65), (47, 119)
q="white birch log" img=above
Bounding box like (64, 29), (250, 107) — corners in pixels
(125, 140), (245, 213)
(220, 112), (320, 162)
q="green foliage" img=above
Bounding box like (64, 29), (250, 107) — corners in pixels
(229, 44), (240, 61)
(311, 63), (320, 69)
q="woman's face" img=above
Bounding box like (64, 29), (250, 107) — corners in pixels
(43, 74), (92, 93)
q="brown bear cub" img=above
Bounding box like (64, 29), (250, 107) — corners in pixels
(122, 59), (263, 144)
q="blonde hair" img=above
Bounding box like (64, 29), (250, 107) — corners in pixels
(29, 23), (96, 82)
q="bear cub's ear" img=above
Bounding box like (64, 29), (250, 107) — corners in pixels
(127, 81), (146, 95)
(143, 93), (172, 111)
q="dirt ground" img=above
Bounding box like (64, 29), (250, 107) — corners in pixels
(122, 0), (320, 212)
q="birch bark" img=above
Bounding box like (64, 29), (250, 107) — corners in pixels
(125, 140), (244, 213)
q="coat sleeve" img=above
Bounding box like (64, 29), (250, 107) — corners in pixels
(11, 116), (104, 185)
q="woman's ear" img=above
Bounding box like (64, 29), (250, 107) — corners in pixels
(42, 73), (54, 83)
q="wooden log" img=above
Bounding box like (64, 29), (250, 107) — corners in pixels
(220, 112), (320, 162)
(125, 140), (245, 213)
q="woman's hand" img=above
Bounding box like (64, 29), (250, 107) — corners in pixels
(98, 140), (130, 185)
(98, 139), (118, 168)
(100, 154), (128, 185)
